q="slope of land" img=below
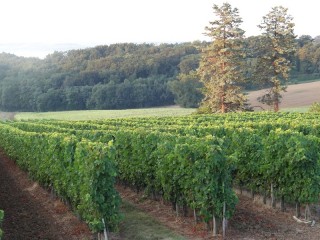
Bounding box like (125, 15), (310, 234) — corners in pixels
(248, 81), (320, 110)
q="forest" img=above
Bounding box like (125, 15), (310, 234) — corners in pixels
(0, 35), (319, 112)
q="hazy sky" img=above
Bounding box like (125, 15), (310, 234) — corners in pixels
(0, 0), (319, 58)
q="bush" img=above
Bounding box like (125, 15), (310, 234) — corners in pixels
(308, 102), (320, 113)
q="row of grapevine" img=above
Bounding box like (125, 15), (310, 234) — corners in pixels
(15, 112), (320, 139)
(1, 121), (237, 230)
(32, 113), (320, 212)
(9, 114), (320, 204)
(228, 127), (320, 212)
(0, 123), (120, 232)
(2, 112), (320, 232)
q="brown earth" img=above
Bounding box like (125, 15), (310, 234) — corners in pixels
(116, 185), (320, 240)
(247, 81), (320, 110)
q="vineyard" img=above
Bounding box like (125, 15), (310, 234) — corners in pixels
(0, 112), (320, 237)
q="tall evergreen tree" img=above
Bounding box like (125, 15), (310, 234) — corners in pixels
(256, 6), (296, 112)
(198, 3), (247, 113)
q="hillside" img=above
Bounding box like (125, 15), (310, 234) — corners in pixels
(247, 81), (320, 110)
(0, 36), (319, 112)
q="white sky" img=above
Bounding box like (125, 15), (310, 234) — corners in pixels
(0, 0), (319, 58)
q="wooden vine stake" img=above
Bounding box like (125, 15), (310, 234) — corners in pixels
(295, 201), (301, 218)
(102, 218), (108, 240)
(263, 191), (267, 205)
(280, 196), (285, 212)
(270, 183), (276, 208)
(305, 204), (311, 221)
(212, 213), (217, 237)
(176, 202), (179, 218)
(222, 201), (226, 239)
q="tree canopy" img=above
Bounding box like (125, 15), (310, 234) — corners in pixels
(0, 43), (200, 111)
(198, 3), (247, 113)
(0, 31), (318, 111)
(255, 6), (296, 112)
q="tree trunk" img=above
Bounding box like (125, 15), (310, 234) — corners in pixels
(221, 94), (226, 113)
(274, 94), (279, 112)
(271, 183), (276, 208)
(263, 191), (267, 205)
(183, 202), (188, 217)
(172, 201), (176, 211)
(305, 204), (311, 221)
(251, 189), (255, 199)
(274, 100), (279, 112)
(176, 202), (179, 218)
(280, 196), (285, 212)
(295, 201), (301, 218)
(222, 202), (227, 239)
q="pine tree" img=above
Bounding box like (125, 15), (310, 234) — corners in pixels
(256, 6), (296, 112)
(198, 3), (247, 113)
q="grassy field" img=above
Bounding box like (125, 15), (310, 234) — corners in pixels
(14, 107), (196, 121)
(6, 80), (320, 121)
(118, 202), (186, 240)
(11, 104), (313, 121)
(280, 106), (310, 113)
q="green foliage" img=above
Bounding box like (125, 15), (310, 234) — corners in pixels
(2, 112), (320, 231)
(308, 102), (320, 113)
(0, 37), (319, 112)
(0, 43), (199, 111)
(0, 124), (121, 232)
(229, 128), (264, 192)
(297, 40), (320, 75)
(263, 130), (320, 203)
(0, 210), (3, 240)
(73, 140), (121, 231)
(255, 6), (296, 112)
(198, 3), (247, 113)
(168, 71), (203, 108)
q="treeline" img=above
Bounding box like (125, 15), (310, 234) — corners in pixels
(0, 43), (201, 111)
(0, 37), (319, 112)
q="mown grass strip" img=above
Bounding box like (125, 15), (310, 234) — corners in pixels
(119, 201), (186, 240)
(14, 108), (196, 121)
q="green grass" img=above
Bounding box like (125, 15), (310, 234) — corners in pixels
(14, 107), (196, 121)
(118, 201), (186, 240)
(289, 76), (320, 84)
(280, 106), (310, 113)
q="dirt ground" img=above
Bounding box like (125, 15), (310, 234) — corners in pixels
(247, 81), (320, 110)
(117, 185), (320, 240)
(1, 149), (320, 240)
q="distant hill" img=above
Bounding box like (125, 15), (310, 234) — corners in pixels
(247, 80), (320, 110)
